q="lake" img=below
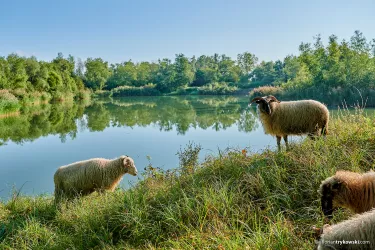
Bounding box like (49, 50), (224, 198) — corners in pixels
(0, 96), (372, 200)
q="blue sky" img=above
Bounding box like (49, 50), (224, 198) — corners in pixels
(1, 0), (374, 64)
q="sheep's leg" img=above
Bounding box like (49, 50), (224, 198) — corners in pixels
(283, 135), (289, 150)
(308, 133), (316, 140)
(276, 136), (281, 151)
(96, 188), (106, 195)
(54, 190), (62, 205)
(321, 124), (328, 137)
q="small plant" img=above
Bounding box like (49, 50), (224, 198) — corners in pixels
(176, 141), (202, 174)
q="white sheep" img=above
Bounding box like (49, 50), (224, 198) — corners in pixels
(54, 155), (137, 201)
(317, 209), (375, 250)
(250, 95), (329, 150)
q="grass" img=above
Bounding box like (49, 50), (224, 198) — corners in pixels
(0, 88), (91, 116)
(112, 85), (161, 97)
(1, 110), (375, 249)
(198, 82), (238, 95)
(0, 90), (21, 114)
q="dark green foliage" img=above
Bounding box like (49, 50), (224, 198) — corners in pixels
(0, 53), (91, 113)
(84, 58), (112, 91)
(250, 31), (375, 102)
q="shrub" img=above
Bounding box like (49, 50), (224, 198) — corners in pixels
(51, 91), (74, 102)
(112, 85), (161, 97)
(75, 89), (92, 100)
(0, 89), (21, 113)
(168, 87), (199, 96)
(198, 82), (238, 95)
(249, 85), (284, 99)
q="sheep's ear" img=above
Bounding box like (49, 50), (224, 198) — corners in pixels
(267, 95), (280, 103)
(123, 157), (130, 167)
(331, 180), (342, 191)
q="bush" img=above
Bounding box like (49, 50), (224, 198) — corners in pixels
(0, 89), (21, 113)
(51, 91), (74, 102)
(93, 90), (112, 98)
(75, 89), (92, 100)
(168, 87), (199, 96)
(249, 85), (284, 99)
(112, 85), (161, 97)
(198, 82), (238, 95)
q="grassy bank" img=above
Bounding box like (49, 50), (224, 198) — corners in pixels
(1, 110), (375, 249)
(0, 89), (91, 115)
(95, 83), (242, 98)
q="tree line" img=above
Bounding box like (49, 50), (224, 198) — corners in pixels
(1, 30), (375, 99)
(249, 30), (375, 103)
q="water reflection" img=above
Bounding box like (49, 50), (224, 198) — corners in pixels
(0, 96), (259, 145)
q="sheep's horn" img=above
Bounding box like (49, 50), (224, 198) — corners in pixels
(250, 97), (272, 114)
(250, 97), (263, 103)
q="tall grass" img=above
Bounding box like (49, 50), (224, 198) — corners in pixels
(1, 111), (375, 249)
(249, 85), (375, 107)
(112, 85), (161, 97)
(0, 90), (21, 114)
(75, 89), (92, 101)
(198, 82), (238, 95)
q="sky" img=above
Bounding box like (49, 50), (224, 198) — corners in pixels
(0, 0), (374, 64)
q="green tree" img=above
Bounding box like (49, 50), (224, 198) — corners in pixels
(154, 58), (176, 93)
(84, 58), (111, 91)
(237, 52), (258, 82)
(136, 62), (154, 86)
(0, 57), (10, 89)
(47, 70), (63, 91)
(106, 61), (137, 89)
(174, 54), (194, 88)
(218, 54), (240, 83)
(6, 53), (28, 89)
(250, 61), (276, 85)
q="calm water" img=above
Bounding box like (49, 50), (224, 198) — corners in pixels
(0, 96), (372, 200)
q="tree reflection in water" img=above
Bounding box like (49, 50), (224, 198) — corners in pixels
(0, 96), (259, 145)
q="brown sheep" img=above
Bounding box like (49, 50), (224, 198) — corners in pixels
(54, 155), (137, 202)
(319, 170), (375, 218)
(250, 95), (329, 150)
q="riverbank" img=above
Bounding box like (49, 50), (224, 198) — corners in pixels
(249, 86), (375, 107)
(0, 110), (374, 249)
(0, 89), (91, 115)
(93, 84), (254, 98)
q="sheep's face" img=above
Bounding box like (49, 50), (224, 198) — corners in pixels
(123, 157), (138, 176)
(319, 177), (342, 218)
(250, 95), (280, 115)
